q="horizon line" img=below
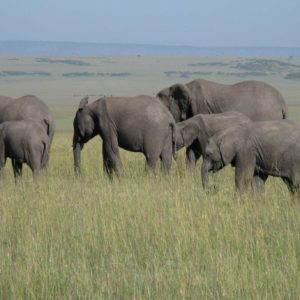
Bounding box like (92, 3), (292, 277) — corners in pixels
(1, 39), (300, 49)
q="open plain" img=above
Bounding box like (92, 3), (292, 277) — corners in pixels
(0, 56), (300, 298)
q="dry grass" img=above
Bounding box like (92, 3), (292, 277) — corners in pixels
(0, 133), (299, 299)
(0, 55), (300, 298)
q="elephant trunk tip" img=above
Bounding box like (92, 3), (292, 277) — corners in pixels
(74, 166), (81, 176)
(73, 141), (82, 175)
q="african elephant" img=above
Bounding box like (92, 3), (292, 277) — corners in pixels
(175, 111), (250, 169)
(202, 120), (300, 196)
(0, 120), (49, 178)
(157, 78), (288, 171)
(73, 96), (176, 176)
(0, 95), (55, 165)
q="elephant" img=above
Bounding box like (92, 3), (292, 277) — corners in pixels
(0, 120), (49, 178)
(73, 96), (176, 176)
(157, 78), (288, 171)
(0, 95), (55, 165)
(175, 111), (250, 169)
(202, 120), (300, 196)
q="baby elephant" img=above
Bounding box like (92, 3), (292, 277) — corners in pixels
(0, 120), (49, 178)
(175, 111), (250, 170)
(202, 120), (300, 196)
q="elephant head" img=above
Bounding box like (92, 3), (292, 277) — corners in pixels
(176, 121), (200, 150)
(203, 138), (224, 174)
(157, 84), (193, 122)
(203, 126), (241, 173)
(73, 97), (97, 173)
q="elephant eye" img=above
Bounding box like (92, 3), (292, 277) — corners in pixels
(205, 149), (212, 157)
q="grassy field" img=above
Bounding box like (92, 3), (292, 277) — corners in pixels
(0, 56), (300, 298)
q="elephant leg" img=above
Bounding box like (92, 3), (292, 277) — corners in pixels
(252, 172), (268, 193)
(12, 160), (23, 180)
(145, 155), (159, 173)
(143, 134), (162, 173)
(102, 141), (121, 177)
(144, 144), (160, 173)
(160, 136), (173, 174)
(186, 143), (201, 173)
(26, 148), (44, 179)
(235, 156), (256, 192)
(160, 151), (172, 174)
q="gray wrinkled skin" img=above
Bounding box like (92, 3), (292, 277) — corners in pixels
(157, 78), (288, 170)
(73, 96), (176, 176)
(175, 111), (251, 171)
(0, 120), (49, 179)
(0, 95), (55, 166)
(202, 120), (300, 197)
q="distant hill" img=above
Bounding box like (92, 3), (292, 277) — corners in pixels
(1, 40), (300, 56)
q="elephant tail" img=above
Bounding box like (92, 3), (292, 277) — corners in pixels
(41, 139), (49, 168)
(170, 123), (176, 159)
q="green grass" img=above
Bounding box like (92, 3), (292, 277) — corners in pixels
(0, 133), (299, 299)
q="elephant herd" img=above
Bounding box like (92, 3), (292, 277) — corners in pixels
(2, 77), (300, 197)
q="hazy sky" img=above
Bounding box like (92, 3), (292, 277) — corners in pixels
(0, 0), (299, 47)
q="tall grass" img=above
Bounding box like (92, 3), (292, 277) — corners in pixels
(0, 133), (299, 299)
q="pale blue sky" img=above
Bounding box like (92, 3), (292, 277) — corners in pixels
(0, 0), (299, 47)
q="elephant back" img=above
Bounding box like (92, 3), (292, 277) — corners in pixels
(0, 96), (13, 112)
(185, 79), (287, 121)
(0, 95), (54, 134)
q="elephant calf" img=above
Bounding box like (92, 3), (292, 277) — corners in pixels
(73, 96), (176, 176)
(202, 120), (300, 196)
(175, 111), (250, 170)
(0, 120), (49, 178)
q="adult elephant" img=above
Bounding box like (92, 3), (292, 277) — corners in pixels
(0, 95), (55, 165)
(73, 96), (176, 176)
(157, 78), (288, 171)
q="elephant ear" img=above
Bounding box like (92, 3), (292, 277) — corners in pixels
(78, 97), (89, 110)
(181, 122), (199, 147)
(156, 88), (170, 100)
(169, 84), (191, 113)
(217, 136), (236, 166)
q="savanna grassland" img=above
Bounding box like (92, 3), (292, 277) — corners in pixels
(0, 56), (300, 298)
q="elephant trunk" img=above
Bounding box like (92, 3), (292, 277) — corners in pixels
(73, 142), (83, 174)
(201, 159), (212, 189)
(170, 123), (176, 158)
